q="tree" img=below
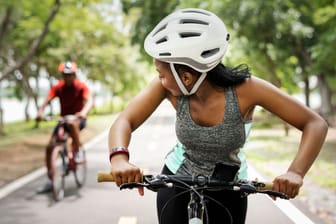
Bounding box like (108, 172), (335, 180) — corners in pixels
(311, 3), (336, 121)
(121, 0), (180, 63)
(220, 0), (335, 123)
(0, 0), (61, 82)
(0, 0), (61, 134)
(0, 0), (148, 134)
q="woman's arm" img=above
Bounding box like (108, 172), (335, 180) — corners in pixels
(108, 77), (169, 193)
(242, 76), (328, 198)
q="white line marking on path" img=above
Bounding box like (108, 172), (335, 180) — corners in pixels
(118, 216), (137, 224)
(248, 164), (315, 224)
(0, 129), (109, 200)
(0, 167), (46, 200)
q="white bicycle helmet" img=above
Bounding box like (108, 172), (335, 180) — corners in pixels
(58, 61), (77, 74)
(144, 8), (230, 95)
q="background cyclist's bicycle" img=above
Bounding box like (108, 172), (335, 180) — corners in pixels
(45, 115), (87, 201)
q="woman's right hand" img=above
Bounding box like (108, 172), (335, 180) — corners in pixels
(110, 154), (144, 195)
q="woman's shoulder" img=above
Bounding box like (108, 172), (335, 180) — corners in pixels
(235, 76), (284, 105)
(237, 76), (279, 92)
(143, 77), (178, 109)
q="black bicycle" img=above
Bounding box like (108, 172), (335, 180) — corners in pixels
(97, 168), (288, 224)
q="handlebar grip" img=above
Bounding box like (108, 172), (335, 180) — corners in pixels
(97, 172), (115, 182)
(97, 170), (145, 183)
(256, 182), (273, 190)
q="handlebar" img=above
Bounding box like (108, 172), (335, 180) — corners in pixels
(97, 172), (288, 199)
(97, 172), (119, 182)
(39, 115), (78, 122)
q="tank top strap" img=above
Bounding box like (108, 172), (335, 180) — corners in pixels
(224, 86), (243, 122)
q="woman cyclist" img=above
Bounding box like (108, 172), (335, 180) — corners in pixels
(107, 8), (328, 224)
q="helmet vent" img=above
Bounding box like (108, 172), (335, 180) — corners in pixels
(65, 62), (72, 69)
(179, 32), (201, 38)
(183, 9), (211, 16)
(156, 37), (168, 44)
(201, 48), (219, 58)
(180, 19), (209, 26)
(153, 24), (167, 36)
(159, 52), (171, 56)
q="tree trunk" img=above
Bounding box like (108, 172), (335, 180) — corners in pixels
(0, 99), (4, 135)
(0, 81), (4, 135)
(16, 69), (39, 122)
(24, 96), (31, 122)
(317, 73), (333, 124)
(303, 75), (310, 107)
(0, 6), (13, 51)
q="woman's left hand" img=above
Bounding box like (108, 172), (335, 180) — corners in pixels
(272, 171), (303, 199)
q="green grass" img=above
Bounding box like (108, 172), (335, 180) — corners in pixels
(246, 126), (336, 192)
(0, 119), (51, 148)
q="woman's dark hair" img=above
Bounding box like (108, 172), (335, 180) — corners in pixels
(207, 63), (251, 88)
(174, 63), (251, 88)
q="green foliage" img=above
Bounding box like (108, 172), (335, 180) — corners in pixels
(311, 4), (336, 73)
(0, 0), (148, 103)
(121, 0), (180, 63)
(7, 0), (55, 55)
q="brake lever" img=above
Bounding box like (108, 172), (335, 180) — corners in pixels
(119, 176), (171, 192)
(120, 182), (148, 190)
(238, 183), (289, 200)
(238, 183), (258, 193)
(261, 190), (289, 200)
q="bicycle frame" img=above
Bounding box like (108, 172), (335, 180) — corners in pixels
(188, 189), (205, 224)
(51, 140), (76, 174)
(49, 115), (87, 201)
(52, 120), (76, 172)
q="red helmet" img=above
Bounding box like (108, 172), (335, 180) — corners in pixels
(58, 61), (77, 74)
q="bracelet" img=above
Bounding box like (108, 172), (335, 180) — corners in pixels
(109, 147), (129, 161)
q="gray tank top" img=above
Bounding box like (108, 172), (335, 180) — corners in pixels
(175, 87), (246, 176)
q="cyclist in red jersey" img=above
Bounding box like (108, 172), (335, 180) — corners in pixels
(36, 61), (93, 193)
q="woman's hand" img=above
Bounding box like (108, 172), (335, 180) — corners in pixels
(110, 154), (144, 195)
(272, 171), (303, 200)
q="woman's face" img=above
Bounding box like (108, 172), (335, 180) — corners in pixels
(154, 59), (181, 96)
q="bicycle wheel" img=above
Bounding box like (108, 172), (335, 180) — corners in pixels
(189, 218), (203, 224)
(51, 145), (66, 201)
(74, 148), (87, 187)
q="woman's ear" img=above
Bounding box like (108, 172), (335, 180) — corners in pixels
(180, 71), (194, 87)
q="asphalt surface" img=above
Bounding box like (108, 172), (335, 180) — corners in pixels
(0, 101), (325, 224)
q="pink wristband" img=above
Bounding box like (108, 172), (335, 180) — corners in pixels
(109, 147), (129, 161)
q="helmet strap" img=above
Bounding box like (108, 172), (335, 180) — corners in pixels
(169, 63), (207, 96)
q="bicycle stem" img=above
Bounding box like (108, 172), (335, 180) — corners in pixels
(188, 188), (205, 224)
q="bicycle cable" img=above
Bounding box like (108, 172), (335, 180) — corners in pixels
(158, 176), (234, 224)
(159, 187), (191, 224)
